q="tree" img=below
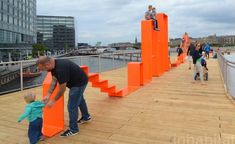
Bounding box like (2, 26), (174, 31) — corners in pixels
(32, 44), (48, 57)
(64, 43), (68, 53)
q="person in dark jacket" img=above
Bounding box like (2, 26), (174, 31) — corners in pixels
(187, 42), (196, 70)
(192, 44), (205, 85)
(176, 45), (183, 56)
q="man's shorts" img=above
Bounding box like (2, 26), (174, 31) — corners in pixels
(188, 56), (193, 62)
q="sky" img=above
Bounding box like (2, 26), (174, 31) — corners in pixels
(37, 0), (235, 45)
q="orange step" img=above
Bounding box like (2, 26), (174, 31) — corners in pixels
(92, 80), (108, 88)
(88, 73), (99, 82)
(109, 87), (129, 97)
(171, 62), (178, 67)
(101, 85), (116, 93)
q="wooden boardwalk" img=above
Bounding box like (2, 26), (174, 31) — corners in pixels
(1, 58), (235, 144)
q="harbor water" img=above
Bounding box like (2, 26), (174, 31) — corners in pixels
(0, 56), (128, 95)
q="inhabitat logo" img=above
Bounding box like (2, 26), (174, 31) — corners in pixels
(172, 134), (235, 144)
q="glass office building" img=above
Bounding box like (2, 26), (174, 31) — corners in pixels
(0, 0), (36, 47)
(37, 15), (75, 52)
(0, 0), (36, 61)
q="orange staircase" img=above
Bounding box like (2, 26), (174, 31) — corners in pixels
(171, 53), (186, 68)
(42, 12), (185, 138)
(81, 66), (129, 97)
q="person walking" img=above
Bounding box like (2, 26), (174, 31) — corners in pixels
(192, 43), (205, 85)
(176, 44), (183, 57)
(204, 43), (211, 59)
(18, 92), (45, 144)
(187, 42), (196, 70)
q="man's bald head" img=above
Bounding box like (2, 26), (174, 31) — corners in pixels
(36, 56), (51, 65)
(36, 56), (54, 71)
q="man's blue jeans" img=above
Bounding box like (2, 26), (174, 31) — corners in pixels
(68, 84), (90, 132)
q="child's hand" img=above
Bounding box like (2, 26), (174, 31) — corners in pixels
(42, 94), (50, 104)
(46, 99), (56, 108)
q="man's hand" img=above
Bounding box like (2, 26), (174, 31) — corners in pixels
(46, 99), (56, 108)
(42, 94), (51, 104)
(45, 82), (66, 108)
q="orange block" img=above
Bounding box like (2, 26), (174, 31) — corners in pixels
(42, 73), (64, 137)
(152, 30), (162, 77)
(141, 20), (153, 84)
(177, 56), (181, 63)
(128, 62), (143, 88)
(171, 62), (178, 67)
(157, 13), (169, 72)
(181, 54), (184, 63)
(168, 57), (172, 69)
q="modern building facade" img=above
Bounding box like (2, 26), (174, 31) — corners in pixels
(219, 35), (235, 46)
(37, 15), (75, 52)
(0, 0), (37, 61)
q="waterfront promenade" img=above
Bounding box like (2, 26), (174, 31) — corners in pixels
(1, 58), (235, 144)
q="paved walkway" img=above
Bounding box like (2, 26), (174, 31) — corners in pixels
(0, 58), (235, 144)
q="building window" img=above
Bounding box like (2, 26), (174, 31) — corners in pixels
(6, 31), (10, 43)
(7, 15), (9, 23)
(9, 0), (13, 4)
(7, 4), (9, 13)
(9, 15), (13, 24)
(19, 2), (21, 9)
(0, 30), (4, 42)
(3, 14), (7, 22)
(0, 1), (2, 10)
(0, 12), (2, 21)
(3, 2), (7, 10)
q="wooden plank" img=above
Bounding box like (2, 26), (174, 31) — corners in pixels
(0, 59), (234, 144)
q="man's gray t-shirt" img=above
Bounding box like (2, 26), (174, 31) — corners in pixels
(145, 11), (151, 20)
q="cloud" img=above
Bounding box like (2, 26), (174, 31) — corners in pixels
(37, 0), (235, 45)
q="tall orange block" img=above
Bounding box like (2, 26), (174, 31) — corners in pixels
(42, 73), (64, 137)
(152, 30), (162, 76)
(141, 20), (153, 85)
(157, 13), (169, 72)
(141, 13), (169, 80)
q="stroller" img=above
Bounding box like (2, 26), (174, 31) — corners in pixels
(194, 58), (208, 81)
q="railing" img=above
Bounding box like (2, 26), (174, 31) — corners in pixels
(218, 51), (235, 98)
(0, 51), (141, 95)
